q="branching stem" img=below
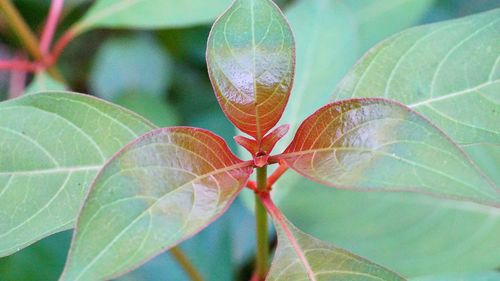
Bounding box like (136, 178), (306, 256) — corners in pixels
(0, 0), (64, 81)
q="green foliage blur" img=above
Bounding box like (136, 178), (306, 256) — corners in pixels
(0, 0), (499, 280)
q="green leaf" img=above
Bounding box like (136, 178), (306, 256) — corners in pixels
(345, 0), (435, 52)
(411, 271), (500, 281)
(276, 173), (500, 277)
(261, 196), (405, 281)
(0, 92), (155, 257)
(89, 34), (173, 100)
(207, 0), (295, 141)
(279, 99), (499, 206)
(275, 0), (435, 153)
(24, 73), (66, 95)
(61, 127), (253, 281)
(333, 8), (500, 183)
(75, 0), (232, 33)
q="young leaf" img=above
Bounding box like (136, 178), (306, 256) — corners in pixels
(261, 195), (406, 281)
(333, 9), (500, 182)
(61, 127), (253, 281)
(207, 0), (295, 141)
(0, 92), (155, 257)
(74, 0), (232, 33)
(279, 99), (499, 206)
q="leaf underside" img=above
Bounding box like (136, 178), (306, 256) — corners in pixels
(207, 0), (295, 140)
(61, 127), (252, 281)
(267, 206), (405, 281)
(280, 99), (499, 206)
(0, 92), (155, 257)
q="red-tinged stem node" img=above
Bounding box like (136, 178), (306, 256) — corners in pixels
(235, 124), (290, 168)
(46, 27), (76, 66)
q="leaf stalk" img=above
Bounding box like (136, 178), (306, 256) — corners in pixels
(170, 247), (204, 281)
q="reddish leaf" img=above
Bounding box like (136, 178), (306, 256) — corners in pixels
(61, 127), (253, 280)
(261, 124), (289, 154)
(278, 98), (499, 206)
(235, 124), (290, 167)
(234, 135), (259, 155)
(207, 0), (295, 141)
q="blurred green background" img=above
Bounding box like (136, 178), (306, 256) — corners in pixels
(0, 0), (499, 280)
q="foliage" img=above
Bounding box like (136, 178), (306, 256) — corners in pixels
(0, 0), (498, 280)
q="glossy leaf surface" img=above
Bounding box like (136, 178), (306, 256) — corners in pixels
(333, 8), (500, 183)
(207, 0), (295, 140)
(0, 92), (155, 257)
(61, 128), (253, 281)
(75, 0), (232, 32)
(262, 196), (405, 281)
(280, 99), (499, 206)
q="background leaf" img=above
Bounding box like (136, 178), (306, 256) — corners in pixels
(275, 0), (435, 152)
(280, 99), (499, 206)
(74, 0), (233, 32)
(265, 3), (500, 278)
(0, 92), (155, 257)
(89, 34), (173, 100)
(207, 0), (295, 140)
(347, 0), (436, 52)
(263, 196), (405, 281)
(0, 198), (258, 281)
(276, 173), (500, 277)
(61, 127), (253, 281)
(333, 8), (500, 184)
(411, 271), (500, 281)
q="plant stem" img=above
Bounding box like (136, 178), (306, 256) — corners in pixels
(255, 166), (269, 280)
(0, 0), (64, 81)
(40, 0), (64, 55)
(170, 247), (204, 281)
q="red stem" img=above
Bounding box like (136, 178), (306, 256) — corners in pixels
(8, 66), (27, 99)
(40, 0), (64, 55)
(259, 194), (316, 281)
(0, 59), (40, 72)
(267, 161), (288, 187)
(246, 180), (258, 191)
(47, 27), (75, 66)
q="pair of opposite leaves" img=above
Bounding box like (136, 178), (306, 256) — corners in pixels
(58, 0), (498, 280)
